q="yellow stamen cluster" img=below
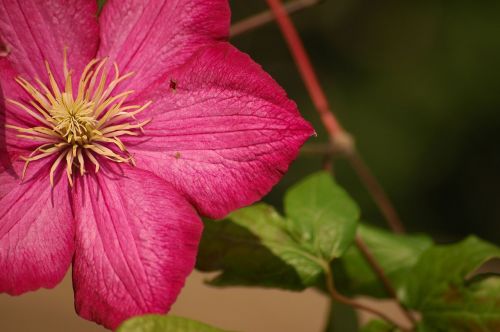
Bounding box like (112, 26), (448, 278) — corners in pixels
(7, 55), (151, 186)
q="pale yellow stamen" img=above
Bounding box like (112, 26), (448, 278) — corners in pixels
(8, 53), (151, 186)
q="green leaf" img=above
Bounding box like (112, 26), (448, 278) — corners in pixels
(360, 320), (398, 332)
(333, 224), (433, 297)
(417, 276), (500, 332)
(285, 172), (360, 261)
(403, 236), (500, 331)
(196, 171), (359, 290)
(403, 236), (500, 307)
(196, 204), (316, 290)
(116, 315), (232, 332)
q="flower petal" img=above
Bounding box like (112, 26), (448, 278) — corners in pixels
(98, 0), (230, 94)
(0, 158), (74, 295)
(124, 43), (314, 218)
(0, 61), (12, 169)
(0, 0), (99, 84)
(0, 58), (38, 159)
(72, 164), (202, 330)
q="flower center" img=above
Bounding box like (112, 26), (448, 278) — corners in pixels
(7, 54), (151, 186)
(52, 94), (96, 145)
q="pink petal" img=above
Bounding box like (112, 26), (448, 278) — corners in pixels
(98, 0), (230, 94)
(0, 0), (99, 85)
(124, 43), (314, 219)
(0, 158), (74, 295)
(0, 58), (38, 159)
(72, 164), (203, 329)
(0, 62), (11, 169)
(0, 59), (23, 102)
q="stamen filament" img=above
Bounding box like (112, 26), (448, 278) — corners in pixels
(8, 54), (150, 186)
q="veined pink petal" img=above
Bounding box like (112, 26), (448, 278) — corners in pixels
(98, 0), (230, 95)
(0, 62), (11, 169)
(72, 164), (203, 330)
(124, 43), (314, 218)
(0, 59), (38, 159)
(0, 0), (99, 85)
(0, 158), (74, 295)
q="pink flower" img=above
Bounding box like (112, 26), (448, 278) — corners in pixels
(0, 0), (313, 329)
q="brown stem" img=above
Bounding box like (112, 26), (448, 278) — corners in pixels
(265, 0), (405, 234)
(355, 235), (417, 325)
(301, 142), (406, 233)
(265, 0), (343, 135)
(230, 0), (323, 37)
(347, 153), (406, 233)
(324, 265), (411, 331)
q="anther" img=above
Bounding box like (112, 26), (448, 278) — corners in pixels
(8, 53), (151, 186)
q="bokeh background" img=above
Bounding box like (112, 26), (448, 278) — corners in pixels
(1, 0), (499, 331)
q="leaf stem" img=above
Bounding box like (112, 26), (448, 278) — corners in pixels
(355, 235), (417, 326)
(324, 264), (411, 331)
(265, 0), (406, 234)
(230, 0), (323, 37)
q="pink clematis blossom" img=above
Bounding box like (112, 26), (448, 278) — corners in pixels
(0, 0), (313, 329)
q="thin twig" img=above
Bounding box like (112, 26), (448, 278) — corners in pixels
(265, 0), (343, 136)
(230, 0), (323, 37)
(301, 143), (405, 233)
(355, 235), (417, 326)
(265, 0), (406, 234)
(348, 153), (405, 233)
(324, 265), (411, 331)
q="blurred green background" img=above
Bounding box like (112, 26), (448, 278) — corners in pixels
(230, 0), (500, 243)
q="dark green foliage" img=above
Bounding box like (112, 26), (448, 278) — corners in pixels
(333, 225), (433, 297)
(197, 172), (360, 290)
(402, 237), (500, 331)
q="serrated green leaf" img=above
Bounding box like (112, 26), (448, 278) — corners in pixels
(402, 236), (500, 307)
(285, 172), (359, 260)
(417, 276), (500, 332)
(116, 315), (232, 332)
(196, 172), (359, 290)
(196, 204), (318, 290)
(402, 236), (500, 331)
(333, 224), (433, 297)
